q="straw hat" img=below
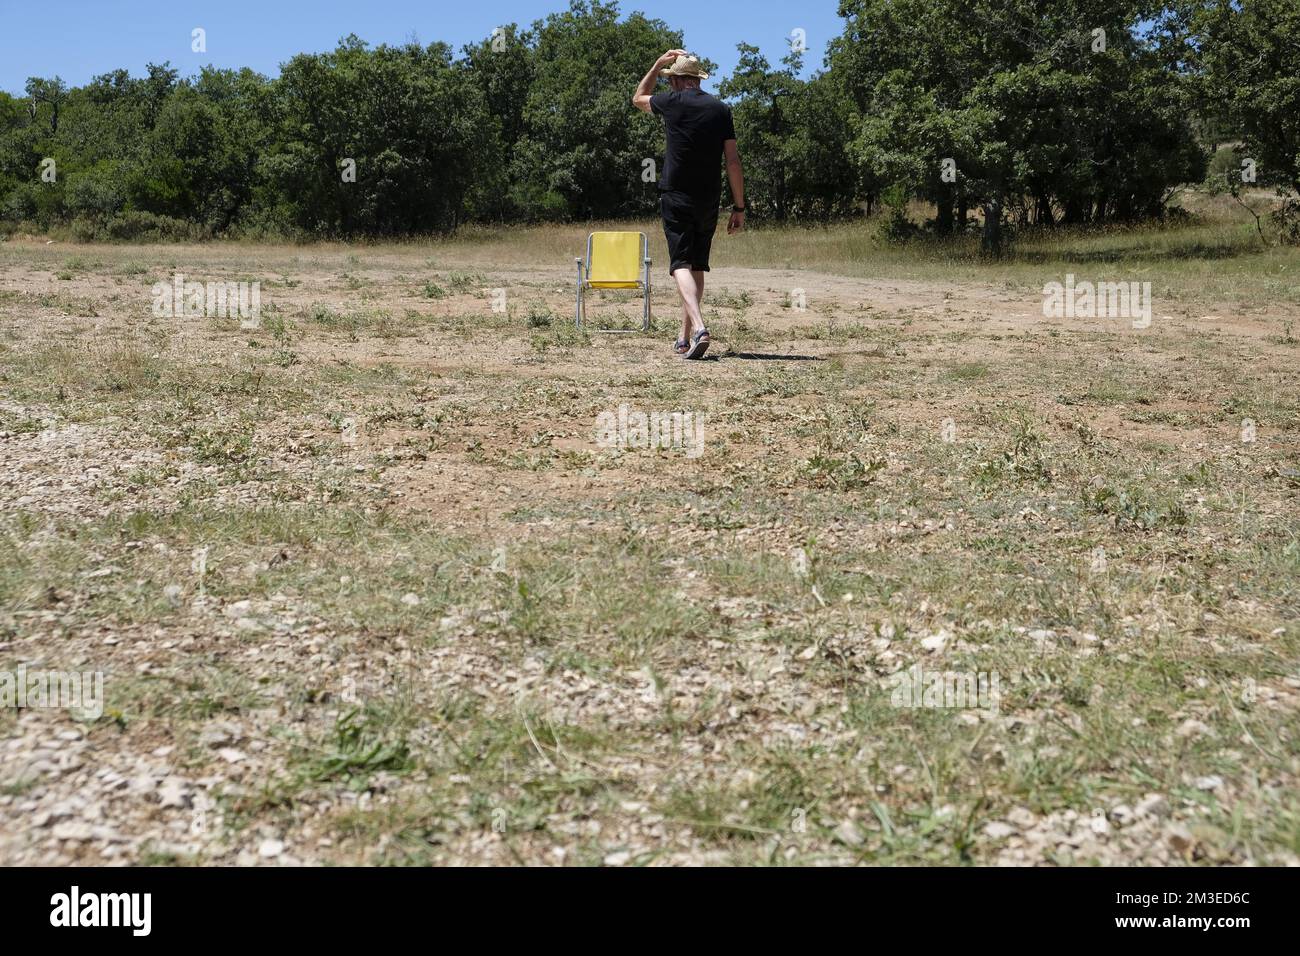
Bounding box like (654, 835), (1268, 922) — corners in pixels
(660, 54), (709, 80)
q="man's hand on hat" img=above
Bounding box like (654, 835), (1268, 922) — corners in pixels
(656, 49), (687, 70)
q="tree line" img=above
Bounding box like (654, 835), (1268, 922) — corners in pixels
(0, 0), (1295, 248)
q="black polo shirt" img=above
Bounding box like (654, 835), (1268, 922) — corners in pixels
(649, 88), (736, 203)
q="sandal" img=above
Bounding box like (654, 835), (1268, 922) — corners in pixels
(683, 328), (710, 360)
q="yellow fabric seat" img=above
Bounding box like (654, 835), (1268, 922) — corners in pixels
(575, 232), (651, 331)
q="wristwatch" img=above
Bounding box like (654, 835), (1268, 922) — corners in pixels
(732, 205), (745, 213)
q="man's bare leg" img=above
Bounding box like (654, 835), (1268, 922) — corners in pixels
(678, 270), (704, 345)
(673, 268), (707, 344)
(679, 288), (690, 349)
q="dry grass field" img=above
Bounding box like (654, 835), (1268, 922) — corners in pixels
(1, 199), (1298, 865)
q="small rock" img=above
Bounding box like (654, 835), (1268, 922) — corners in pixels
(1007, 807), (1036, 828)
(1135, 793), (1170, 819)
(920, 630), (948, 653)
(199, 722), (241, 747)
(834, 820), (865, 847)
(157, 776), (191, 809)
(52, 821), (95, 842)
(224, 600), (254, 618)
(983, 821), (1015, 839)
(401, 593), (421, 607)
(1175, 718), (1212, 739)
(258, 838), (285, 859)
(1167, 825), (1195, 854)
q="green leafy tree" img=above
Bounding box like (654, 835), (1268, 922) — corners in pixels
(718, 43), (860, 222)
(267, 37), (498, 235)
(833, 0), (1204, 252)
(459, 25), (536, 220)
(1193, 0), (1300, 240)
(718, 44), (803, 221)
(511, 0), (684, 219)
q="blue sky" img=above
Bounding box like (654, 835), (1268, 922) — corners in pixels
(0, 0), (845, 95)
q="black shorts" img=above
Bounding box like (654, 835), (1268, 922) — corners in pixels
(659, 191), (720, 274)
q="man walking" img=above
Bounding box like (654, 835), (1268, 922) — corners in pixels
(633, 50), (745, 359)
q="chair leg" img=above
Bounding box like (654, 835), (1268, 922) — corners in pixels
(574, 258), (584, 330)
(642, 257), (652, 332)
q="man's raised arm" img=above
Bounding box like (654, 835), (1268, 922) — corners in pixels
(633, 49), (686, 112)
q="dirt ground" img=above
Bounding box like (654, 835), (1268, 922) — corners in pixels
(1, 238), (1297, 865)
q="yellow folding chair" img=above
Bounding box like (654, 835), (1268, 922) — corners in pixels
(575, 231), (651, 332)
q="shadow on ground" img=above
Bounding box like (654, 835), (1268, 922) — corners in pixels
(718, 351), (822, 362)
